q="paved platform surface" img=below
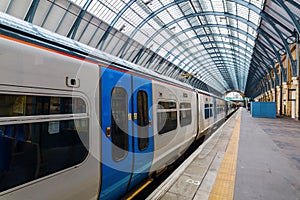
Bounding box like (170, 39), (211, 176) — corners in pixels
(146, 108), (300, 200)
(235, 109), (300, 200)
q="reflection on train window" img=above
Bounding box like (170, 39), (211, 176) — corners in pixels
(217, 105), (225, 114)
(0, 94), (86, 117)
(111, 87), (128, 161)
(157, 101), (177, 134)
(137, 91), (149, 151)
(204, 104), (213, 119)
(180, 103), (192, 127)
(0, 119), (89, 193)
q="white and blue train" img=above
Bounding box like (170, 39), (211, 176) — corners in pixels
(0, 13), (235, 200)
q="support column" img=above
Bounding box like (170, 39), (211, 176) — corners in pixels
(271, 88), (276, 102)
(282, 82), (288, 116)
(276, 85), (281, 115)
(291, 77), (299, 119)
(268, 90), (272, 102)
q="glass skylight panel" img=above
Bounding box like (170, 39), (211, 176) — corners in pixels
(251, 0), (265, 9)
(237, 4), (249, 19)
(249, 10), (260, 25)
(212, 0), (224, 12)
(132, 3), (149, 18)
(148, 19), (161, 30)
(227, 2), (236, 15)
(199, 0), (213, 11)
(134, 31), (150, 45)
(185, 31), (196, 39)
(145, 0), (163, 11)
(238, 21), (249, 33)
(87, 1), (116, 24)
(69, 0), (88, 8)
(157, 11), (173, 24)
(177, 20), (191, 30)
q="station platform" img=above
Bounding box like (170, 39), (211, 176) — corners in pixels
(146, 108), (300, 200)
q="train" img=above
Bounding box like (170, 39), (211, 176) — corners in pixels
(0, 12), (235, 200)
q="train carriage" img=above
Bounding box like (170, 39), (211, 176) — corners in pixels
(0, 12), (235, 200)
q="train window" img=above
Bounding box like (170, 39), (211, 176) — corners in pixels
(157, 101), (177, 134)
(204, 104), (210, 119)
(204, 104), (213, 119)
(0, 94), (88, 193)
(180, 103), (192, 127)
(0, 94), (86, 117)
(137, 91), (149, 151)
(111, 87), (128, 161)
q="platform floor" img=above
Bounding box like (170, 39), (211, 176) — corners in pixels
(146, 108), (300, 200)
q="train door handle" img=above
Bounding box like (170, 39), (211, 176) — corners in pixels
(106, 127), (111, 138)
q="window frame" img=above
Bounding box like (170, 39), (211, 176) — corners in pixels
(179, 102), (192, 127)
(157, 100), (178, 135)
(137, 90), (149, 151)
(0, 91), (90, 192)
(111, 87), (129, 162)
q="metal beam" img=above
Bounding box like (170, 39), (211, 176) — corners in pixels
(118, 11), (258, 59)
(96, 0), (136, 50)
(261, 12), (297, 76)
(67, 0), (92, 39)
(273, 0), (300, 35)
(24, 0), (40, 23)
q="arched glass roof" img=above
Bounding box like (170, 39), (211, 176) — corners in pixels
(67, 0), (265, 94)
(1, 0), (299, 97)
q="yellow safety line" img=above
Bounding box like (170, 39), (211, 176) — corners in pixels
(126, 180), (152, 200)
(209, 110), (241, 200)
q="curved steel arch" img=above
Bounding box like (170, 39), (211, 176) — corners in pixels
(254, 46), (279, 86)
(273, 0), (300, 35)
(174, 43), (253, 71)
(166, 34), (254, 63)
(200, 68), (261, 87)
(257, 29), (287, 81)
(194, 59), (251, 73)
(164, 35), (255, 74)
(182, 53), (250, 76)
(136, 0), (262, 52)
(184, 52), (252, 73)
(260, 12), (297, 76)
(85, 0), (298, 95)
(135, 23), (256, 63)
(119, 11), (259, 58)
(196, 60), (263, 80)
(96, 0), (136, 50)
(252, 51), (278, 87)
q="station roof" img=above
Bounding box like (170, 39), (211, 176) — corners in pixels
(1, 0), (299, 97)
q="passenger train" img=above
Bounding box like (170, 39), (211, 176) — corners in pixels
(0, 13), (235, 200)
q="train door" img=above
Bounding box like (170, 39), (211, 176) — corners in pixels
(213, 98), (217, 122)
(128, 76), (154, 190)
(100, 67), (133, 200)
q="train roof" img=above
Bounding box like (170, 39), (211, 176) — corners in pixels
(1, 12), (227, 99)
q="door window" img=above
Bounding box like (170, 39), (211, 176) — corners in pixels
(137, 91), (149, 151)
(111, 87), (128, 161)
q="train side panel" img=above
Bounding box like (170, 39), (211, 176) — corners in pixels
(150, 81), (197, 172)
(0, 36), (100, 200)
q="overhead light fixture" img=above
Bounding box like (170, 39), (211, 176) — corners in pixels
(219, 16), (226, 22)
(286, 35), (296, 44)
(119, 24), (126, 32)
(169, 26), (176, 31)
(144, 0), (154, 5)
(278, 48), (285, 55)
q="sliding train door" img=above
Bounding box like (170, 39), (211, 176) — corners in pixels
(100, 67), (133, 200)
(99, 66), (154, 199)
(128, 76), (154, 190)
